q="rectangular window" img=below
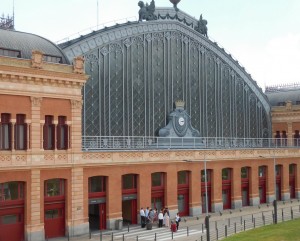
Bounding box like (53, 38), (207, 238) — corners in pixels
(0, 182), (24, 201)
(259, 166), (266, 177)
(122, 174), (137, 190)
(151, 173), (163, 187)
(15, 114), (27, 150)
(43, 115), (55, 150)
(45, 179), (64, 197)
(0, 48), (21, 58)
(89, 176), (106, 193)
(222, 169), (231, 180)
(57, 116), (68, 150)
(45, 209), (63, 219)
(241, 167), (248, 179)
(201, 170), (211, 182)
(178, 171), (188, 185)
(0, 113), (12, 150)
(289, 164), (295, 175)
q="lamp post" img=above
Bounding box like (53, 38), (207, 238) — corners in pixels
(184, 158), (210, 241)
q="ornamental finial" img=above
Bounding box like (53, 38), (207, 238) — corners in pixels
(169, 0), (181, 12)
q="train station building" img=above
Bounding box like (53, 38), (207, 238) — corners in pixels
(0, 1), (299, 240)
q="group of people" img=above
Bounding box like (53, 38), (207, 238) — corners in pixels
(140, 207), (181, 230)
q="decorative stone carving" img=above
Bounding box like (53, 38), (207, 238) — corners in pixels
(73, 56), (85, 74)
(286, 101), (292, 110)
(138, 0), (156, 21)
(194, 14), (208, 37)
(30, 97), (43, 107)
(31, 50), (44, 68)
(169, 0), (181, 12)
(158, 100), (201, 138)
(71, 99), (83, 109)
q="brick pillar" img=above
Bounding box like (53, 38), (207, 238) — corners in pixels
(70, 99), (83, 154)
(189, 168), (201, 216)
(212, 167), (223, 212)
(281, 162), (290, 201)
(30, 97), (42, 152)
(26, 169), (44, 241)
(250, 165), (259, 206)
(106, 174), (122, 229)
(165, 167), (178, 218)
(287, 122), (293, 146)
(267, 161), (276, 203)
(138, 172), (151, 223)
(232, 166), (242, 209)
(69, 167), (88, 236)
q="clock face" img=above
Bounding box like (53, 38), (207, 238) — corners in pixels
(178, 117), (185, 126)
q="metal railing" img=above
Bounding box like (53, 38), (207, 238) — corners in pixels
(82, 136), (300, 151)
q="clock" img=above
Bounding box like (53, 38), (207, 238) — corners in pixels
(178, 117), (185, 126)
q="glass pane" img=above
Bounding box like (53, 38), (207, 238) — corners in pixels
(46, 179), (63, 196)
(289, 164), (295, 175)
(178, 171), (187, 185)
(242, 188), (248, 206)
(259, 167), (265, 177)
(45, 209), (61, 219)
(201, 170), (211, 182)
(177, 194), (185, 212)
(152, 173), (162, 187)
(123, 175), (135, 189)
(2, 214), (18, 224)
(222, 169), (230, 180)
(222, 190), (228, 205)
(241, 167), (248, 178)
(90, 176), (105, 192)
(16, 125), (25, 149)
(151, 197), (162, 211)
(3, 182), (19, 200)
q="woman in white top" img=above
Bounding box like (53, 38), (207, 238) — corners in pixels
(158, 210), (164, 227)
(164, 211), (170, 227)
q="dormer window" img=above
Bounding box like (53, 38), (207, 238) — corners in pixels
(43, 55), (62, 64)
(0, 48), (21, 58)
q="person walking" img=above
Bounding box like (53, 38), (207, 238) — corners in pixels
(158, 210), (164, 228)
(175, 213), (180, 230)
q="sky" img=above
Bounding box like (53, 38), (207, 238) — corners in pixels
(2, 0), (300, 90)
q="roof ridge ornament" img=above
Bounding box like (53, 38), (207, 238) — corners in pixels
(170, 0), (181, 12)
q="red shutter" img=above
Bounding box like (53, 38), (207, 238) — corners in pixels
(14, 123), (17, 150)
(57, 125), (61, 150)
(51, 124), (55, 150)
(8, 122), (12, 150)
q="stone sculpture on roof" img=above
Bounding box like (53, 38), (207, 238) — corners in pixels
(138, 0), (156, 21)
(195, 14), (208, 37)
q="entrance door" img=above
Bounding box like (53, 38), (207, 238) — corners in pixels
(151, 196), (164, 211)
(0, 207), (24, 241)
(177, 191), (189, 216)
(242, 186), (249, 206)
(44, 203), (65, 239)
(99, 203), (106, 230)
(222, 188), (231, 209)
(259, 184), (266, 203)
(201, 188), (211, 213)
(122, 199), (137, 225)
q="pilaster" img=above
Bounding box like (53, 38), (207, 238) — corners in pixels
(71, 99), (83, 154)
(30, 97), (42, 151)
(189, 168), (201, 216)
(212, 168), (223, 212)
(249, 165), (259, 206)
(232, 166), (242, 209)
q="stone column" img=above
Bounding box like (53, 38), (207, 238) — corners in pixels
(287, 122), (293, 146)
(69, 167), (88, 236)
(70, 99), (83, 154)
(26, 169), (44, 241)
(30, 97), (42, 152)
